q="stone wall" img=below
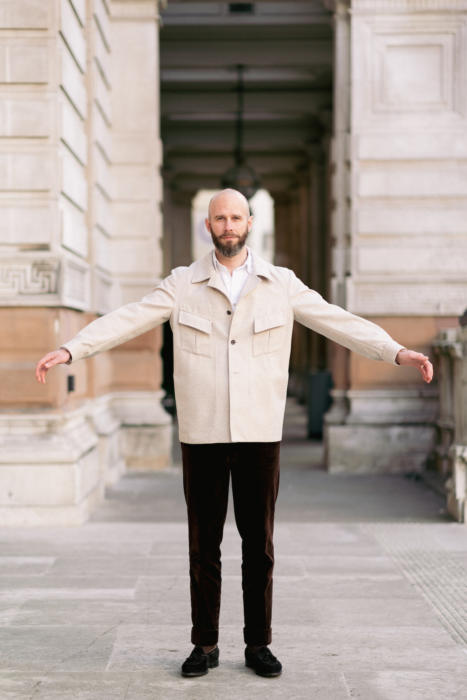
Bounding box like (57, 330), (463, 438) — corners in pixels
(325, 0), (467, 473)
(0, 0), (171, 526)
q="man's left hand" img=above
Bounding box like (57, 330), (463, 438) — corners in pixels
(396, 349), (433, 383)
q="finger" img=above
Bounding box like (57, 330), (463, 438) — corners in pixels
(35, 362), (45, 383)
(36, 358), (51, 383)
(422, 361), (433, 383)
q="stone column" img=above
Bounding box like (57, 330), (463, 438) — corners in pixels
(325, 0), (467, 473)
(324, 0), (352, 431)
(108, 0), (171, 471)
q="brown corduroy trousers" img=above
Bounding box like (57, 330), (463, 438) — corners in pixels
(181, 441), (281, 647)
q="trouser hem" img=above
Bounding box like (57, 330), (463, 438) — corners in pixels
(191, 627), (219, 646)
(243, 626), (272, 646)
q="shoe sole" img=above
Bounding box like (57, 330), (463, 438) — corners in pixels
(245, 660), (282, 677)
(181, 658), (219, 677)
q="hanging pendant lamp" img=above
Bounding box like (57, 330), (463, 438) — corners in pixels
(221, 64), (261, 199)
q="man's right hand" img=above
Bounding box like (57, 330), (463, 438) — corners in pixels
(35, 348), (71, 384)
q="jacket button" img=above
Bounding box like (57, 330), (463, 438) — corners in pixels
(226, 310), (232, 315)
(230, 339), (236, 345)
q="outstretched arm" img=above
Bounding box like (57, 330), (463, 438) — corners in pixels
(35, 269), (179, 384)
(289, 271), (434, 383)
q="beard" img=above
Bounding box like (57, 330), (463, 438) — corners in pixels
(211, 226), (249, 258)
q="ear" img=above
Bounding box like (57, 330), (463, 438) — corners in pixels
(247, 215), (253, 231)
(205, 217), (211, 232)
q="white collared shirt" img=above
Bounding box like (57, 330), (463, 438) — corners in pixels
(212, 246), (252, 309)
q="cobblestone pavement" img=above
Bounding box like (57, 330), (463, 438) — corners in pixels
(0, 401), (466, 699)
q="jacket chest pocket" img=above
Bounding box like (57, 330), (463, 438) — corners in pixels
(253, 313), (287, 356)
(178, 309), (212, 357)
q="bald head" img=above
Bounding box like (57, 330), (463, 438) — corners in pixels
(208, 188), (250, 219)
(205, 188), (252, 259)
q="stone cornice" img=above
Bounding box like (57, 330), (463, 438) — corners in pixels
(351, 0), (467, 12)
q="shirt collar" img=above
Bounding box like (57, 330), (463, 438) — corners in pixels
(212, 246), (252, 274)
(191, 248), (273, 283)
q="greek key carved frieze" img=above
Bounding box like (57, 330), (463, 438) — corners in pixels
(0, 260), (60, 297)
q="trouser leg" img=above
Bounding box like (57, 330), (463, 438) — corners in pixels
(181, 442), (230, 646)
(230, 441), (281, 646)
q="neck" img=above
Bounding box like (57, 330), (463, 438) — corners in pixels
(214, 246), (248, 274)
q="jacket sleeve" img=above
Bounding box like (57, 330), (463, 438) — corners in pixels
(61, 269), (179, 364)
(288, 271), (404, 365)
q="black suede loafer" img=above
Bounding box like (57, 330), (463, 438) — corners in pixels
(245, 646), (282, 677)
(181, 645), (219, 677)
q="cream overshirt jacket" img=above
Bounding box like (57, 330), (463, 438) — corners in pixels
(62, 250), (404, 444)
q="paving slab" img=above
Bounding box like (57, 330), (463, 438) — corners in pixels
(0, 400), (466, 699)
(343, 670), (467, 700)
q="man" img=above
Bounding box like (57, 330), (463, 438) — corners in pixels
(36, 188), (433, 679)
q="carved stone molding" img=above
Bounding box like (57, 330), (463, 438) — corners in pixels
(0, 255), (90, 310)
(0, 258), (59, 298)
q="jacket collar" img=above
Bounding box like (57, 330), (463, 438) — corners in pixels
(191, 248), (274, 283)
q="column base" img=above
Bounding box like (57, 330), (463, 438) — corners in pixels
(111, 390), (173, 471)
(0, 406), (102, 526)
(324, 388), (438, 474)
(0, 391), (173, 525)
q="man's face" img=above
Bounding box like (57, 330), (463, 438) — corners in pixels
(205, 193), (253, 258)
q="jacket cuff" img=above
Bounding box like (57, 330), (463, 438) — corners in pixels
(59, 344), (74, 365)
(383, 341), (406, 366)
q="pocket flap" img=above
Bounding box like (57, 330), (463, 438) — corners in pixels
(254, 314), (286, 334)
(179, 309), (212, 334)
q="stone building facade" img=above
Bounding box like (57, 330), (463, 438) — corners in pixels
(1, 0), (466, 524)
(0, 0), (170, 525)
(326, 0), (467, 473)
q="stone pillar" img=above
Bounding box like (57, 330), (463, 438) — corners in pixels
(325, 0), (353, 433)
(325, 0), (467, 473)
(0, 0), (170, 526)
(108, 0), (171, 471)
